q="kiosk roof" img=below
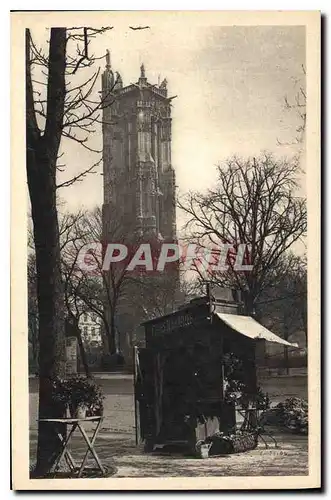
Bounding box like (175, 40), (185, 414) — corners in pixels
(216, 313), (298, 348)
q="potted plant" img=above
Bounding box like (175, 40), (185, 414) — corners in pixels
(51, 376), (104, 419)
(66, 376), (104, 418)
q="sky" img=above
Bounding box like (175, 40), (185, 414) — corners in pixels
(30, 23), (306, 218)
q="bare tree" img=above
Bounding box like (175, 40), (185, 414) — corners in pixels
(28, 210), (92, 377)
(26, 26), (113, 475)
(59, 211), (92, 377)
(258, 253), (307, 362)
(132, 270), (190, 321)
(278, 65), (306, 147)
(61, 206), (139, 356)
(61, 206), (194, 357)
(178, 153), (307, 315)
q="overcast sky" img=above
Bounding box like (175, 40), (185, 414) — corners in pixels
(31, 23), (306, 215)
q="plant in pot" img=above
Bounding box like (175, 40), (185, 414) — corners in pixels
(52, 376), (104, 419)
(66, 376), (105, 418)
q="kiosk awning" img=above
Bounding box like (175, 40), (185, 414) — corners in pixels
(216, 313), (298, 347)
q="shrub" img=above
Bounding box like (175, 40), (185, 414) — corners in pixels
(51, 376), (104, 416)
(261, 397), (308, 434)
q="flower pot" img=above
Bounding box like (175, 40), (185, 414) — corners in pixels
(70, 404), (88, 419)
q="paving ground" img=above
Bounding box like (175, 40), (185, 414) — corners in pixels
(29, 430), (308, 478)
(29, 372), (308, 478)
(258, 371), (308, 403)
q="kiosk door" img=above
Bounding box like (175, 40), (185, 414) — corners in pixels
(133, 346), (155, 446)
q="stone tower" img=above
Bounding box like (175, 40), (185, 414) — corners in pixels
(101, 52), (178, 360)
(102, 53), (176, 241)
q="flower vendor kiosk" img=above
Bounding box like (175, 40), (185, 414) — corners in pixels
(134, 285), (297, 454)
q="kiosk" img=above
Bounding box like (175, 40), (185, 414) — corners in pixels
(134, 285), (297, 453)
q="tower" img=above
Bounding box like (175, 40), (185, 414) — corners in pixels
(102, 55), (176, 241)
(101, 53), (178, 360)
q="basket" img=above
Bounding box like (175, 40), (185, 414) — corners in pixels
(206, 431), (258, 455)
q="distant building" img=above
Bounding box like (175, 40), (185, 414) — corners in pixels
(79, 313), (102, 346)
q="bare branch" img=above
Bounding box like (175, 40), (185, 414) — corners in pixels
(56, 158), (101, 189)
(129, 26), (150, 30)
(178, 153), (307, 313)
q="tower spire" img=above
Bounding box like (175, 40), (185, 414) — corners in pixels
(106, 49), (111, 69)
(138, 63), (147, 86)
(102, 49), (114, 89)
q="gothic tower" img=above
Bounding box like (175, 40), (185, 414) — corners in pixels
(102, 52), (176, 241)
(101, 52), (178, 360)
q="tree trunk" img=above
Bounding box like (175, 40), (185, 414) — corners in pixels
(100, 319), (110, 354)
(109, 312), (117, 355)
(29, 158), (66, 475)
(244, 291), (256, 317)
(26, 27), (67, 476)
(282, 344), (289, 375)
(28, 308), (38, 368)
(283, 322), (290, 375)
(76, 326), (91, 378)
(102, 295), (117, 355)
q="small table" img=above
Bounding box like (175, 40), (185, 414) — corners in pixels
(39, 416), (105, 477)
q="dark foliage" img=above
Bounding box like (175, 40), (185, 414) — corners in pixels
(51, 375), (104, 415)
(261, 397), (308, 434)
(223, 352), (270, 409)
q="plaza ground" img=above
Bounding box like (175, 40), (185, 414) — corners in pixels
(29, 371), (308, 478)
